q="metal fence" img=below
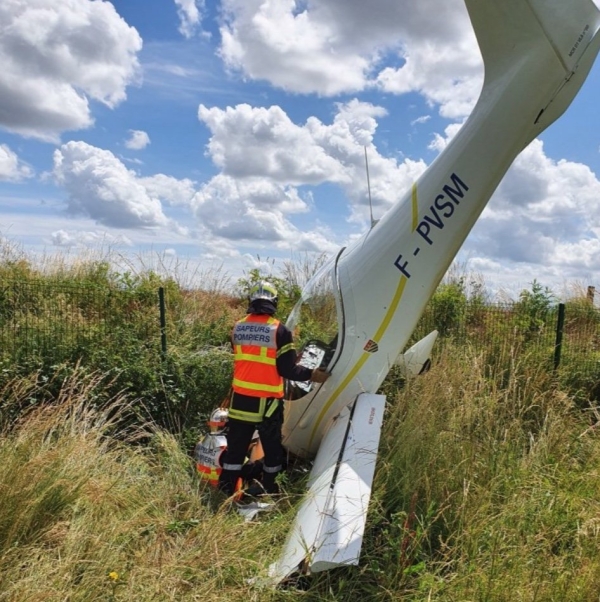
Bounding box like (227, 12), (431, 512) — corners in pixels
(0, 279), (162, 368)
(412, 300), (600, 382)
(1, 279), (599, 384)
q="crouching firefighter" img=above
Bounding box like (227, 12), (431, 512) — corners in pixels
(195, 406), (263, 491)
(194, 407), (229, 487)
(218, 280), (330, 497)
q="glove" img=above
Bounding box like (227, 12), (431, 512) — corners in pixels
(310, 368), (330, 383)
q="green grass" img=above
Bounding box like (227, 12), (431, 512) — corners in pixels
(2, 242), (600, 599)
(0, 370), (296, 601)
(2, 348), (600, 600)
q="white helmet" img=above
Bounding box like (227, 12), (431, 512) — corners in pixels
(249, 280), (278, 306)
(207, 407), (228, 434)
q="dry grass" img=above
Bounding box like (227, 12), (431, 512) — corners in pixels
(0, 371), (293, 601)
(366, 343), (600, 600)
(4, 348), (599, 601)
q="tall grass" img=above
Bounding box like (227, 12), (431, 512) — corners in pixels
(2, 347), (600, 600)
(351, 343), (600, 600)
(0, 370), (297, 601)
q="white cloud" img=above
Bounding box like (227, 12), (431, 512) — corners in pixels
(428, 122), (464, 152)
(140, 174), (196, 206)
(465, 139), (600, 283)
(218, 0), (481, 117)
(174, 0), (204, 38)
(198, 102), (344, 183)
(198, 99), (427, 224)
(190, 173), (340, 255)
(125, 130), (151, 150)
(50, 228), (132, 248)
(411, 115), (431, 126)
(0, 0), (142, 142)
(375, 17), (482, 119)
(53, 141), (171, 229)
(193, 174), (305, 239)
(0, 144), (33, 181)
(219, 0), (371, 95)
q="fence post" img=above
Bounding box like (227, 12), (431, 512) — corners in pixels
(158, 287), (167, 360)
(587, 286), (595, 304)
(553, 303), (565, 370)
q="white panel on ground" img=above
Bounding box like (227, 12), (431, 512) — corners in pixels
(269, 393), (386, 583)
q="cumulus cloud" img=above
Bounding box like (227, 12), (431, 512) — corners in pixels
(51, 228), (132, 248)
(218, 0), (481, 117)
(0, 0), (142, 142)
(174, 0), (204, 38)
(140, 174), (197, 206)
(191, 174), (317, 245)
(198, 99), (427, 224)
(465, 139), (600, 280)
(198, 103), (344, 183)
(125, 130), (151, 150)
(53, 141), (171, 229)
(0, 144), (33, 181)
(189, 172), (339, 255)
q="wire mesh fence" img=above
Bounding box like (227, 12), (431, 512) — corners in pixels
(0, 279), (162, 369)
(412, 300), (600, 383)
(1, 279), (599, 387)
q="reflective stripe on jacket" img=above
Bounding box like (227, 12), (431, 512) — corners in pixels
(228, 394), (280, 423)
(231, 314), (284, 400)
(197, 463), (220, 486)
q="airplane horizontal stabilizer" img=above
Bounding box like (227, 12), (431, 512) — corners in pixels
(269, 393), (386, 584)
(395, 330), (438, 377)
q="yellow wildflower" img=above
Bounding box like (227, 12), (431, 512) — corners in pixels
(108, 571), (119, 582)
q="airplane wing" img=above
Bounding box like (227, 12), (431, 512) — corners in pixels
(269, 393), (386, 583)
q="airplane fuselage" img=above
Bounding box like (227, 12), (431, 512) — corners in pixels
(282, 3), (600, 458)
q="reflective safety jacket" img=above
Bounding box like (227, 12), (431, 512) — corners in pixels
(231, 314), (284, 400)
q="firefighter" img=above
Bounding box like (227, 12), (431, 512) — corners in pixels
(194, 407), (229, 487)
(218, 280), (330, 497)
(195, 407), (263, 492)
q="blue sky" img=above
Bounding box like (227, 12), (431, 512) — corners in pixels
(1, 0), (600, 298)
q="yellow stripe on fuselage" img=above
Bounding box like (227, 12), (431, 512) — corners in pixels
(308, 274), (409, 447)
(411, 182), (418, 231)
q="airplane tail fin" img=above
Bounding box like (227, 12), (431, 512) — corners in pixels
(466, 0), (600, 127)
(466, 0), (600, 77)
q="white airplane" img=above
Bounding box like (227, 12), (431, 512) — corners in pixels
(268, 0), (600, 584)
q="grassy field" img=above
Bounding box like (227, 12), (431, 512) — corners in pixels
(2, 242), (600, 600)
(2, 345), (600, 600)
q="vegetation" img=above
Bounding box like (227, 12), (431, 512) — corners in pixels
(3, 342), (600, 600)
(2, 239), (600, 599)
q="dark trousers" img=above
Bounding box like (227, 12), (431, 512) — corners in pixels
(218, 400), (284, 495)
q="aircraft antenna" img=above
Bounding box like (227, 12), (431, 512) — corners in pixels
(364, 146), (376, 228)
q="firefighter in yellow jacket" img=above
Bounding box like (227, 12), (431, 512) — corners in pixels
(218, 280), (330, 497)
